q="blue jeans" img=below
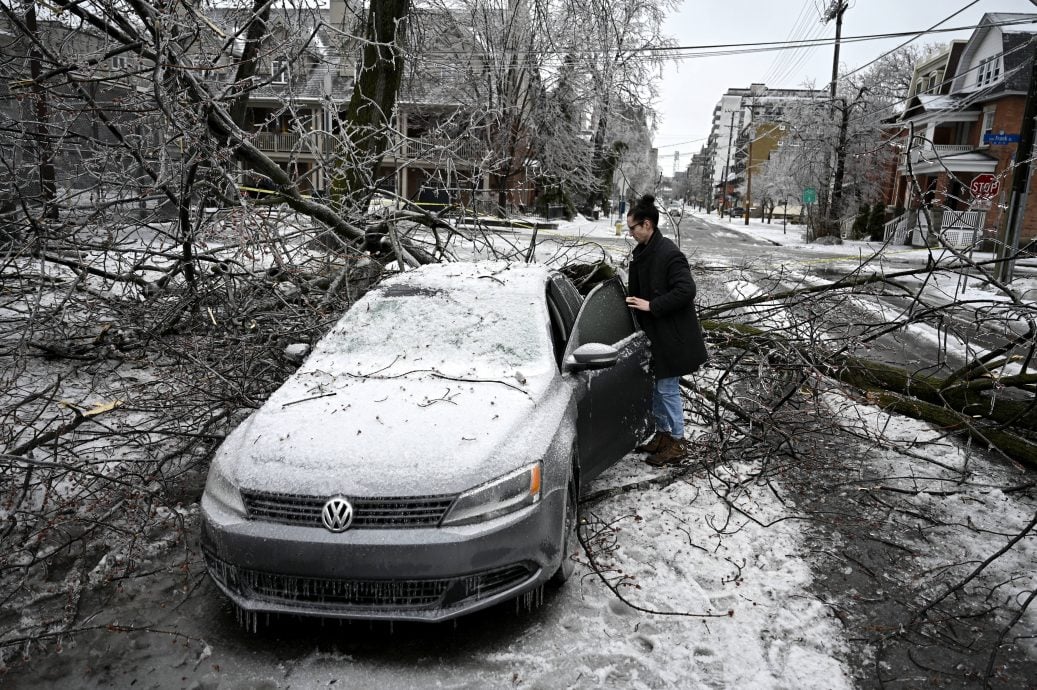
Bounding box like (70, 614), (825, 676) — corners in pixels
(652, 376), (683, 438)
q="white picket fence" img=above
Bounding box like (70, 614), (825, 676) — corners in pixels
(882, 209), (985, 248)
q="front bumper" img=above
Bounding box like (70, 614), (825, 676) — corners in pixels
(200, 487), (565, 622)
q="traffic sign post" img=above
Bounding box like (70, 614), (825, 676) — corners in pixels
(970, 173), (1000, 200)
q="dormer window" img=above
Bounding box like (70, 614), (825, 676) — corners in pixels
(272, 60), (288, 84)
(977, 55), (1001, 87)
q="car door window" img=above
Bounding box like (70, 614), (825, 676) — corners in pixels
(547, 275), (582, 337)
(546, 293), (568, 366)
(563, 277), (651, 481)
(564, 278), (635, 359)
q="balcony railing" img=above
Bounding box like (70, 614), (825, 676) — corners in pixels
(252, 130), (485, 164)
(397, 137), (484, 163)
(253, 131), (336, 154)
(901, 144), (975, 167)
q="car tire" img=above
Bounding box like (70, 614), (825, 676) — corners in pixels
(549, 468), (579, 586)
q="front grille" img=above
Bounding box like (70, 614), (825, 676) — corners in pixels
(241, 489), (456, 528)
(205, 552), (535, 611)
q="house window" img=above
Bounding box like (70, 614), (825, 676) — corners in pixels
(981, 107), (996, 144)
(977, 55), (1002, 87)
(271, 60), (288, 84)
(111, 55), (128, 71)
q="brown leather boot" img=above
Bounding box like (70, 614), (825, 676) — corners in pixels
(636, 432), (670, 453)
(646, 434), (687, 467)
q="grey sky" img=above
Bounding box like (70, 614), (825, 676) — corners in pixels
(655, 0), (1037, 169)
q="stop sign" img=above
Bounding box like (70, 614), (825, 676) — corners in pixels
(970, 174), (1000, 199)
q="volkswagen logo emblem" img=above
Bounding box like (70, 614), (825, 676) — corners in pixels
(321, 496), (354, 532)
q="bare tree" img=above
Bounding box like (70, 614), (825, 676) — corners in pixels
(330, 0), (412, 215)
(1, 5), (1033, 685)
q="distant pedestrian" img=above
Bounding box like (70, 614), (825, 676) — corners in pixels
(624, 194), (708, 466)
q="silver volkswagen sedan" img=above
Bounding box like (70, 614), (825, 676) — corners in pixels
(201, 261), (652, 623)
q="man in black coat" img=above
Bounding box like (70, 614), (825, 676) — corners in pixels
(624, 195), (707, 466)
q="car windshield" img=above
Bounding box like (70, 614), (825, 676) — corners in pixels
(320, 286), (551, 374)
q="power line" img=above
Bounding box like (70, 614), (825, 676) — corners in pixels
(828, 0), (983, 89)
(769, 20), (829, 86)
(418, 18), (1037, 60)
(655, 135), (710, 150)
(762, 0), (817, 84)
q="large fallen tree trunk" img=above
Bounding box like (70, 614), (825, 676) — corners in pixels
(701, 320), (1037, 468)
(865, 389), (1037, 469)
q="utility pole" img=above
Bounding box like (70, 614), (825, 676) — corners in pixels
(830, 92), (862, 234)
(822, 1), (848, 106)
(822, 2), (850, 236)
(720, 111), (735, 216)
(995, 37), (1037, 283)
(745, 130), (753, 225)
(743, 87), (765, 225)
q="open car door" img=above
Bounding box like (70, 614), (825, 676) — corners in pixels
(562, 278), (653, 482)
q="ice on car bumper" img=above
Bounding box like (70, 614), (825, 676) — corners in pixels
(199, 487), (566, 622)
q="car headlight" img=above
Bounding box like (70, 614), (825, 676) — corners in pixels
(441, 463), (542, 526)
(204, 456), (245, 516)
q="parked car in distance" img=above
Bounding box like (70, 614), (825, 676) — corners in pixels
(729, 206), (745, 218)
(201, 261), (653, 623)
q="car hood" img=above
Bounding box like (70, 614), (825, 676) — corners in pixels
(215, 364), (567, 498)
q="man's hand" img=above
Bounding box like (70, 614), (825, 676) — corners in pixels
(625, 296), (650, 312)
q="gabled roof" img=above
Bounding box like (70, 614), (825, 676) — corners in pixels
(950, 13), (1037, 97)
(898, 93), (979, 124)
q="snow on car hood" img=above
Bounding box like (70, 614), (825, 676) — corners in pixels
(214, 262), (570, 498)
(219, 366), (564, 497)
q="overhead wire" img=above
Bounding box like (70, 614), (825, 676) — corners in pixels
(824, 0), (984, 92)
(416, 19), (1037, 60)
(655, 135), (711, 150)
(767, 1), (835, 86)
(761, 0), (816, 84)
(769, 20), (829, 86)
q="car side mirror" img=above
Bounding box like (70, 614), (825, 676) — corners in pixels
(564, 343), (619, 372)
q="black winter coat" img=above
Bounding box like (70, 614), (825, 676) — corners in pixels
(628, 230), (708, 378)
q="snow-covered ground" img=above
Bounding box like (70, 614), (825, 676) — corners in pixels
(2, 209), (1035, 688)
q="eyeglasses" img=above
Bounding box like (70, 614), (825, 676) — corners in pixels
(627, 221), (644, 232)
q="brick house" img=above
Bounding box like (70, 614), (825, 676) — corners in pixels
(212, 1), (532, 210)
(886, 13), (1037, 247)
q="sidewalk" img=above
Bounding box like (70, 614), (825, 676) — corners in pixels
(688, 208), (1037, 286)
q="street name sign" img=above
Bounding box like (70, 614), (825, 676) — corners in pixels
(970, 173), (1000, 199)
(802, 187), (817, 204)
(983, 133), (1020, 145)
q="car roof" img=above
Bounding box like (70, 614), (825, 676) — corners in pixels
(376, 261), (553, 298)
